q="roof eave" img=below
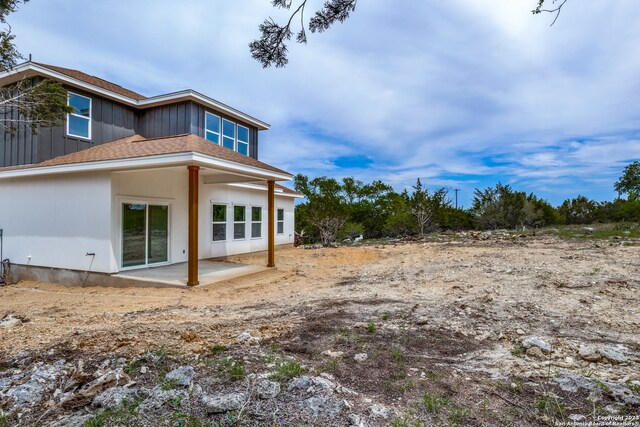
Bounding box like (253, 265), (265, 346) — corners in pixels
(0, 152), (292, 182)
(0, 63), (270, 130)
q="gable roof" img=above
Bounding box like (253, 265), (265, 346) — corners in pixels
(34, 63), (147, 100)
(0, 62), (270, 130)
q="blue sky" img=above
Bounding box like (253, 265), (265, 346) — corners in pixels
(10, 0), (640, 207)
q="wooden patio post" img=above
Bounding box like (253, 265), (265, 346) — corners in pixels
(187, 166), (200, 286)
(267, 180), (275, 267)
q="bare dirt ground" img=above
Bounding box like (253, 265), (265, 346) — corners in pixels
(1, 233), (639, 426)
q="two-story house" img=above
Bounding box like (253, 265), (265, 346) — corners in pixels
(0, 62), (300, 286)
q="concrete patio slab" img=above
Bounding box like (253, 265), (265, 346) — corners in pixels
(112, 260), (271, 288)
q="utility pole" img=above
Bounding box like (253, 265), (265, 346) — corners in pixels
(454, 188), (460, 209)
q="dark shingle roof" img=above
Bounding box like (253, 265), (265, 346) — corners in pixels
(34, 62), (147, 100)
(1, 134), (291, 176)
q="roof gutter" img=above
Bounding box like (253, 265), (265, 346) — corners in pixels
(0, 153), (292, 182)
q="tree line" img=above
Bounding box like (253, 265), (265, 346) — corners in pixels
(293, 161), (640, 245)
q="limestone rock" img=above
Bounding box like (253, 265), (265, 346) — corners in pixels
(288, 376), (334, 393)
(599, 346), (627, 364)
(300, 395), (344, 417)
(236, 332), (253, 342)
(348, 413), (366, 427)
(526, 346), (545, 359)
(369, 403), (391, 419)
(48, 413), (94, 427)
(354, 353), (368, 363)
(322, 350), (344, 359)
(139, 385), (188, 412)
(0, 317), (22, 328)
(203, 392), (246, 413)
(577, 346), (601, 362)
(164, 366), (195, 388)
(522, 337), (552, 353)
(92, 386), (144, 409)
(256, 379), (280, 399)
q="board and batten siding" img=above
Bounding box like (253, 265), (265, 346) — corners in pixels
(1, 91), (261, 167)
(0, 86), (137, 167)
(135, 102), (191, 138)
(35, 87), (137, 164)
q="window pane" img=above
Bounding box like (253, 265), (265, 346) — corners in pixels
(212, 204), (226, 222)
(205, 132), (219, 144)
(251, 206), (261, 221)
(213, 224), (226, 241)
(205, 113), (220, 134)
(69, 93), (90, 117)
(122, 203), (146, 267)
(277, 222), (284, 234)
(148, 205), (168, 264)
(68, 115), (89, 138)
(251, 223), (261, 238)
(237, 125), (249, 143)
(234, 223), (245, 239)
(223, 119), (235, 138)
(237, 142), (248, 156)
(223, 136), (235, 150)
(277, 209), (284, 221)
(234, 205), (245, 221)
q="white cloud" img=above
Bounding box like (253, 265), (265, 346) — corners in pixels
(9, 0), (640, 205)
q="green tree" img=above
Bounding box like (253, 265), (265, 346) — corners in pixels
(0, 0), (73, 134)
(342, 177), (394, 238)
(471, 183), (547, 230)
(614, 161), (640, 199)
(383, 190), (417, 237)
(557, 195), (599, 225)
(410, 178), (449, 237)
(293, 174), (349, 246)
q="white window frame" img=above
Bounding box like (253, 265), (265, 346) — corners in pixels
(205, 112), (221, 144)
(66, 91), (92, 140)
(222, 118), (236, 151)
(277, 208), (285, 235)
(251, 205), (262, 239)
(233, 204), (247, 240)
(211, 202), (228, 242)
(237, 124), (250, 156)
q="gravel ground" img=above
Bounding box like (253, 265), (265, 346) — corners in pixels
(0, 232), (639, 425)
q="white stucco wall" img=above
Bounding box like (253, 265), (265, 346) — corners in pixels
(0, 172), (113, 272)
(1, 167), (295, 275)
(111, 168), (190, 271)
(200, 183), (295, 258)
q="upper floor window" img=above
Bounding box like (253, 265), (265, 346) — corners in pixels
(67, 92), (91, 139)
(237, 125), (249, 156)
(205, 112), (220, 144)
(205, 111), (251, 157)
(222, 119), (235, 150)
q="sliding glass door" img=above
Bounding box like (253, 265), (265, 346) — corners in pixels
(122, 203), (169, 268)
